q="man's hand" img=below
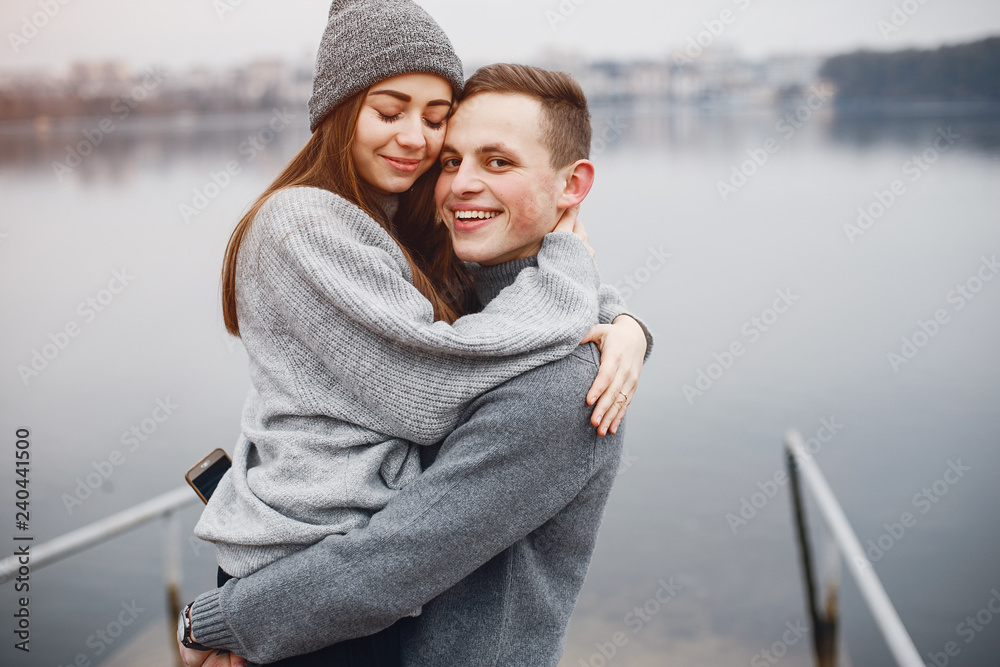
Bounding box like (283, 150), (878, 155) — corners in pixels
(178, 642), (246, 667)
(581, 314), (646, 436)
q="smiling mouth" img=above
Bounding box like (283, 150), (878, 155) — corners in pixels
(450, 209), (502, 233)
(453, 210), (501, 221)
(382, 156), (422, 172)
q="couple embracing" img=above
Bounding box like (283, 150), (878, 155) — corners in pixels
(178, 1), (653, 665)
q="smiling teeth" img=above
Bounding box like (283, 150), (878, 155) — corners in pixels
(454, 211), (499, 220)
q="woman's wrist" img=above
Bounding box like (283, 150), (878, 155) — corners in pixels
(611, 314), (643, 335)
(612, 313), (653, 361)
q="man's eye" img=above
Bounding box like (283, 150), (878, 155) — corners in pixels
(442, 158), (461, 169)
(488, 158), (510, 168)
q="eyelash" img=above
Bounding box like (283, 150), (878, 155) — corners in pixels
(441, 158), (511, 170)
(377, 112), (445, 130)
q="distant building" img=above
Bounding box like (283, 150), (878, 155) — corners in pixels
(0, 50), (826, 123)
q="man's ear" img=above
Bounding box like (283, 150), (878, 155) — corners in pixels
(556, 159), (595, 209)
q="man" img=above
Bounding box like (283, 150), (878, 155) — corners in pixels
(181, 64), (651, 667)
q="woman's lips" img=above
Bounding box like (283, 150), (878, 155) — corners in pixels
(381, 156), (422, 173)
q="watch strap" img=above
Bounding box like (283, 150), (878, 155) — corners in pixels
(180, 602), (214, 651)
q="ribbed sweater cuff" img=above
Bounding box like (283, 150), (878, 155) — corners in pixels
(598, 299), (626, 326)
(541, 232), (600, 287)
(190, 588), (241, 653)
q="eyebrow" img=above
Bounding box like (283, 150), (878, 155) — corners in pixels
(441, 142), (520, 157)
(476, 143), (518, 157)
(369, 89), (452, 107)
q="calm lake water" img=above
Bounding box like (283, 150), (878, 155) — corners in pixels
(1, 105), (998, 666)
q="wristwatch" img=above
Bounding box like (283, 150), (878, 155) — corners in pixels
(177, 601), (212, 651)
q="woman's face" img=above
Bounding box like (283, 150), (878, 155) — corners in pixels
(352, 73), (453, 194)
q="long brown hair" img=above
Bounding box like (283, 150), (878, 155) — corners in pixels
(221, 89), (477, 336)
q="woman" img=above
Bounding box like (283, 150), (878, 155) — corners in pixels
(179, 1), (651, 665)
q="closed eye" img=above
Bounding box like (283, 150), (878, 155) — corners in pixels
(378, 112), (402, 123)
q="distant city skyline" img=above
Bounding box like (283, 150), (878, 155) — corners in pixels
(2, 0), (999, 74)
(0, 49), (834, 124)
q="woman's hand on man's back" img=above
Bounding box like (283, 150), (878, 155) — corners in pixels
(581, 315), (647, 436)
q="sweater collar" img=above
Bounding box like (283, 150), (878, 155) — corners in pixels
(467, 255), (539, 306)
(372, 191), (400, 221)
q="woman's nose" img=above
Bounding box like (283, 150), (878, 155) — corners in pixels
(395, 117), (426, 150)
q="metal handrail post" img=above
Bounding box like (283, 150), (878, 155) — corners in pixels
(786, 446), (839, 666)
(784, 429), (923, 667)
(165, 509), (185, 667)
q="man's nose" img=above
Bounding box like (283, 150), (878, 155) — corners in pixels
(451, 161), (483, 196)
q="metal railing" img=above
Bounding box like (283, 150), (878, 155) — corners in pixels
(785, 429), (923, 667)
(0, 437), (926, 666)
(0, 485), (198, 666)
(0, 485), (198, 584)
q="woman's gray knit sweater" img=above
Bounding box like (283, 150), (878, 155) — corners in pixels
(194, 186), (648, 577)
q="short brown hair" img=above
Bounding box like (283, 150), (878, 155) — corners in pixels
(460, 63), (591, 168)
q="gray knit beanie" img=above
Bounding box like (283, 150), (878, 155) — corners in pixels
(308, 0), (465, 132)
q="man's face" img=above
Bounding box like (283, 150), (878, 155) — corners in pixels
(435, 93), (566, 265)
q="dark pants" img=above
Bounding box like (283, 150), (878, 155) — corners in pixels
(217, 568), (401, 667)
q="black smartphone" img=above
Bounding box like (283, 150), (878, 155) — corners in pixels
(185, 448), (232, 504)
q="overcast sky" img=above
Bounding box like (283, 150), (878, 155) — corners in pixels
(2, 0), (1000, 73)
